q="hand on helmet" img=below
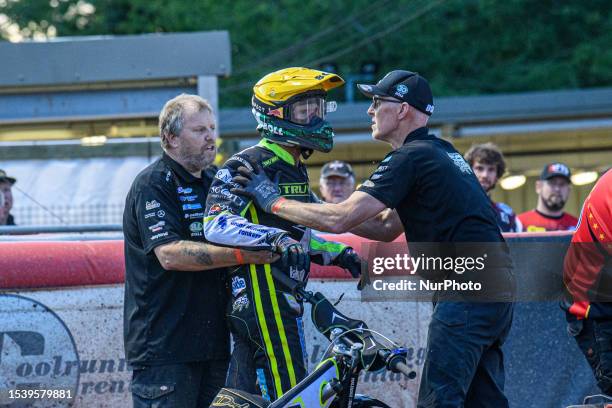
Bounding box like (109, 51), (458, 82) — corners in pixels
(231, 166), (283, 214)
(334, 247), (370, 290)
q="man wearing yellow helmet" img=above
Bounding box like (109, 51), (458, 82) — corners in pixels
(203, 67), (365, 401)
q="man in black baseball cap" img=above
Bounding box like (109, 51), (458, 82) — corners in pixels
(0, 169), (16, 225)
(357, 70), (435, 116)
(232, 69), (515, 407)
(319, 160), (355, 204)
(518, 162), (578, 231)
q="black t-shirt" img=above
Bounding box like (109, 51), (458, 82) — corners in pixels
(358, 127), (504, 243)
(123, 153), (229, 365)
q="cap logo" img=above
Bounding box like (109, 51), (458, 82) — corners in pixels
(361, 85), (373, 92)
(394, 84), (409, 98)
(549, 163), (569, 176)
(426, 104), (435, 113)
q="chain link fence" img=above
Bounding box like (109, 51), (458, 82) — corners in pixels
(10, 203), (125, 226)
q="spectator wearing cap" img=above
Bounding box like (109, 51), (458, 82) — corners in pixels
(0, 169), (16, 226)
(319, 160), (356, 204)
(518, 162), (578, 232)
(464, 143), (522, 232)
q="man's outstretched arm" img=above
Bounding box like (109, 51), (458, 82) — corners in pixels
(350, 208), (404, 242)
(154, 240), (278, 271)
(232, 165), (387, 233)
(273, 191), (384, 233)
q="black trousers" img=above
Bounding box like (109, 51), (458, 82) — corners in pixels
(226, 266), (308, 401)
(568, 313), (612, 395)
(418, 301), (514, 408)
(130, 359), (228, 407)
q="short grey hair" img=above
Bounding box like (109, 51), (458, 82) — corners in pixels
(158, 94), (213, 150)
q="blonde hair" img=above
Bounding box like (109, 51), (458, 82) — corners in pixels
(158, 94), (213, 150)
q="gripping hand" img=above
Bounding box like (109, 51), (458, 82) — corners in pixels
(231, 166), (283, 213)
(334, 247), (370, 290)
(272, 233), (310, 273)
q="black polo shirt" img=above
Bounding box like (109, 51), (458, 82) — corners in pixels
(123, 153), (229, 365)
(358, 127), (503, 243)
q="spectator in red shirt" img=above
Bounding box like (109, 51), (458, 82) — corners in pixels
(518, 162), (578, 231)
(562, 169), (612, 394)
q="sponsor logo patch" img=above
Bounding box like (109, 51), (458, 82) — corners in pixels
(177, 187), (193, 194)
(148, 220), (166, 232)
(157, 210), (166, 218)
(144, 212), (156, 219)
(208, 204), (225, 215)
(185, 212), (205, 219)
(151, 231), (169, 240)
(362, 180), (375, 188)
(145, 200), (160, 211)
(179, 195), (198, 202)
(215, 169), (232, 183)
(189, 222), (203, 232)
(447, 152), (473, 174)
(231, 276), (247, 297)
(229, 156), (254, 171)
(232, 295), (249, 313)
(182, 203), (203, 211)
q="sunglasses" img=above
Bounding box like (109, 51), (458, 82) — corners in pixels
(372, 95), (403, 110)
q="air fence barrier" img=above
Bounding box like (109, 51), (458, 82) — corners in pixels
(0, 232), (598, 407)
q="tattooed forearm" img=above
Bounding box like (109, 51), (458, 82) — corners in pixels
(180, 243), (214, 265)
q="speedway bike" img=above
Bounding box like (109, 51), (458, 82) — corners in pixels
(211, 270), (416, 408)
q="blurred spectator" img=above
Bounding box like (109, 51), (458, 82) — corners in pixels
(464, 143), (522, 232)
(518, 162), (578, 231)
(0, 190), (6, 223)
(319, 160), (355, 203)
(0, 169), (16, 225)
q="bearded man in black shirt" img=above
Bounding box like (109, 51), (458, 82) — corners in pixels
(123, 94), (278, 407)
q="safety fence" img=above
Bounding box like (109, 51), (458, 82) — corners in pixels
(0, 232), (598, 407)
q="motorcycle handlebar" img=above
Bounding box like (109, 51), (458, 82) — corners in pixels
(378, 350), (417, 380)
(393, 360), (417, 379)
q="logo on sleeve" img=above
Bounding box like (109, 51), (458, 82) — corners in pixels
(362, 180), (375, 188)
(145, 200), (161, 210)
(215, 169), (233, 183)
(148, 221), (166, 232)
(447, 153), (473, 174)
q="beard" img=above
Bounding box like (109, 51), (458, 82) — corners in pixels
(178, 145), (216, 174)
(543, 194), (566, 212)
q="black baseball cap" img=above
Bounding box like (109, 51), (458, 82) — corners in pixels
(0, 169), (16, 185)
(357, 70), (434, 116)
(321, 160), (354, 179)
(540, 162), (571, 182)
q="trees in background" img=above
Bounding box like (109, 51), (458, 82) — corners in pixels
(1, 0), (610, 106)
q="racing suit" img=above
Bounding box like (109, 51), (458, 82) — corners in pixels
(562, 170), (612, 393)
(204, 139), (349, 401)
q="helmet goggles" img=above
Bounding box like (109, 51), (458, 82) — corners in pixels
(265, 91), (338, 126)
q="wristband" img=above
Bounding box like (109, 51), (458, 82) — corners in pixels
(234, 248), (245, 264)
(271, 197), (287, 214)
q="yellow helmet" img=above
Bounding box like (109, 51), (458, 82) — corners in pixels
(252, 67), (344, 154)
